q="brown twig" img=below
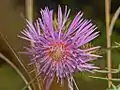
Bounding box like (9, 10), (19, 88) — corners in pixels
(110, 6), (120, 36)
(0, 32), (35, 90)
(25, 0), (42, 90)
(25, 0), (33, 22)
(105, 0), (112, 88)
(22, 73), (40, 90)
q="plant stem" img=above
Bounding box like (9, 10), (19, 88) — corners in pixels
(110, 6), (120, 36)
(25, 0), (42, 90)
(105, 0), (112, 88)
(25, 0), (33, 22)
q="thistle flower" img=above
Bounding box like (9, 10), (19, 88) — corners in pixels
(19, 6), (101, 90)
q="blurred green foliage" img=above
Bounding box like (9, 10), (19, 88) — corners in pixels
(0, 63), (25, 90)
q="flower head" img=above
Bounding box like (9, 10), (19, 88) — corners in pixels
(19, 6), (101, 90)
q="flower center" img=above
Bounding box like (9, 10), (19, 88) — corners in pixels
(48, 42), (67, 61)
(51, 46), (64, 61)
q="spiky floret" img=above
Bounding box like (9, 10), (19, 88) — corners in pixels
(19, 5), (101, 90)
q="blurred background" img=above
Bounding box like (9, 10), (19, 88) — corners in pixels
(0, 0), (120, 90)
